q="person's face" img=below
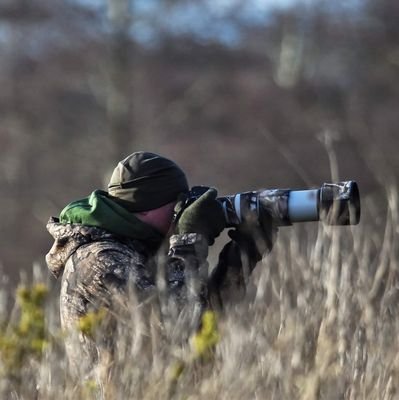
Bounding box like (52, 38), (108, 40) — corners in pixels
(134, 201), (176, 235)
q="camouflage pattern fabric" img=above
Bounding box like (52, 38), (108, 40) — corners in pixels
(45, 217), (264, 379)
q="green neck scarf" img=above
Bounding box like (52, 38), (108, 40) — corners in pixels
(59, 190), (164, 249)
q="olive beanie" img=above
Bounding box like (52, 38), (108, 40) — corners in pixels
(108, 152), (189, 212)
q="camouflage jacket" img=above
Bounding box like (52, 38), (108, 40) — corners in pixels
(45, 217), (262, 376)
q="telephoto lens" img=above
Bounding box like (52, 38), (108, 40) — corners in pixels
(219, 181), (360, 227)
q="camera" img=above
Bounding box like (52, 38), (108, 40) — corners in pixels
(189, 181), (360, 227)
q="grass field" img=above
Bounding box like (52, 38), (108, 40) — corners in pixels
(0, 187), (398, 399)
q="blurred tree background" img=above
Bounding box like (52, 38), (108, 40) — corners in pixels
(0, 0), (398, 286)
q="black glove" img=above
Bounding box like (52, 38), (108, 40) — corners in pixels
(174, 188), (226, 245)
(227, 208), (278, 262)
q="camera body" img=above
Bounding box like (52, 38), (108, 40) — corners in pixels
(188, 181), (360, 227)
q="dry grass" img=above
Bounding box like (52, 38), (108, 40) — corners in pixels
(0, 186), (398, 400)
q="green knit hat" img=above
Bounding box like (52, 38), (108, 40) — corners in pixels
(108, 152), (189, 212)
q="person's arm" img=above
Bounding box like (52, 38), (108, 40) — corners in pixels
(208, 215), (277, 310)
(161, 233), (210, 337)
(162, 188), (225, 336)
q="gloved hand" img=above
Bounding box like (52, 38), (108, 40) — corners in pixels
(174, 188), (226, 245)
(227, 208), (278, 262)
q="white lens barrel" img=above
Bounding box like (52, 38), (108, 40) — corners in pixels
(288, 189), (319, 222)
(234, 193), (242, 223)
(221, 181), (360, 227)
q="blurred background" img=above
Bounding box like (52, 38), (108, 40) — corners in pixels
(0, 0), (398, 287)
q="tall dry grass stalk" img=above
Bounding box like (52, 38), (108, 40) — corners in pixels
(0, 186), (398, 399)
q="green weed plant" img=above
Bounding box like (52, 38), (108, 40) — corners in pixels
(0, 283), (49, 378)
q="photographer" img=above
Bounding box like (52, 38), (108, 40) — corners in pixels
(45, 151), (275, 378)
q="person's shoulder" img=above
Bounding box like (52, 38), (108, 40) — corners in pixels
(76, 236), (147, 265)
(64, 238), (148, 287)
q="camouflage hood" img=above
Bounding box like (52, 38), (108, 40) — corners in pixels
(45, 217), (120, 279)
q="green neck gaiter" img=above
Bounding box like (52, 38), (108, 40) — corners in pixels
(59, 190), (164, 248)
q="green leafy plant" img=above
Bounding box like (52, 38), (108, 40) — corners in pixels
(0, 283), (49, 376)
